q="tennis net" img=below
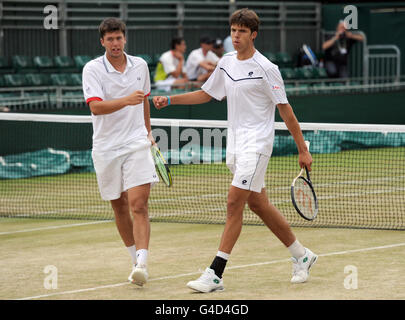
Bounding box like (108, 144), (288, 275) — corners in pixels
(1, 113), (404, 230)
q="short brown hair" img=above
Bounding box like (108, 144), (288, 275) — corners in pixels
(229, 8), (260, 33)
(99, 18), (126, 39)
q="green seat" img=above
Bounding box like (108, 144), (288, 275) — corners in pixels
(297, 83), (311, 95)
(0, 57), (13, 74)
(25, 73), (50, 86)
(295, 67), (314, 80)
(74, 55), (92, 70)
(12, 55), (33, 69)
(312, 67), (328, 79)
(263, 52), (277, 62)
(70, 73), (82, 86)
(50, 73), (72, 86)
(54, 56), (74, 68)
(33, 56), (53, 68)
(54, 56), (79, 73)
(138, 54), (154, 69)
(3, 74), (27, 86)
(280, 68), (296, 80)
(275, 52), (293, 68)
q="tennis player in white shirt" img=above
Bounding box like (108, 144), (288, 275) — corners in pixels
(82, 18), (159, 287)
(153, 8), (318, 293)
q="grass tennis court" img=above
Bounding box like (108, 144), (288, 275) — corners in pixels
(1, 219), (404, 300)
(1, 146), (404, 300)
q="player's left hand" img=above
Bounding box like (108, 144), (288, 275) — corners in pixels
(147, 131), (156, 146)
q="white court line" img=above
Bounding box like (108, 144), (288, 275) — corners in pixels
(15, 242), (405, 300)
(0, 220), (112, 236)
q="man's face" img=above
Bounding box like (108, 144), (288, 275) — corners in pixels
(231, 24), (257, 51)
(176, 40), (187, 54)
(201, 42), (213, 52)
(100, 30), (126, 58)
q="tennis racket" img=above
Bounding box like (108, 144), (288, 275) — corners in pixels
(290, 141), (318, 221)
(151, 145), (173, 187)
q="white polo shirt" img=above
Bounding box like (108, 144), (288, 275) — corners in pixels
(160, 50), (186, 77)
(186, 48), (220, 80)
(201, 50), (288, 156)
(82, 52), (151, 152)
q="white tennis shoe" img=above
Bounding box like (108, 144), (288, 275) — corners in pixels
(128, 264), (148, 286)
(187, 268), (224, 293)
(291, 248), (318, 283)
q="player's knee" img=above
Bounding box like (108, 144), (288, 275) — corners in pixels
(129, 199), (148, 216)
(248, 200), (262, 214)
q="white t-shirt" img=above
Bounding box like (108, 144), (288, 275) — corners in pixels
(201, 50), (288, 156)
(82, 52), (151, 152)
(160, 50), (186, 77)
(186, 48), (220, 80)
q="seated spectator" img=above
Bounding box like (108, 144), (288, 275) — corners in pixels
(185, 35), (219, 82)
(154, 36), (188, 92)
(223, 35), (235, 53)
(212, 38), (225, 58)
(322, 20), (364, 78)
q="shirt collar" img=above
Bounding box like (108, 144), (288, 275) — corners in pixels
(103, 51), (134, 73)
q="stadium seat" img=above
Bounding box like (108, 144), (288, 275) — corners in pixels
(70, 73), (82, 86)
(275, 52), (293, 68)
(12, 55), (36, 73)
(295, 67), (314, 80)
(137, 54), (154, 70)
(0, 57), (14, 74)
(280, 68), (297, 80)
(263, 52), (277, 62)
(25, 73), (50, 86)
(73, 55), (92, 70)
(3, 74), (28, 86)
(50, 73), (72, 86)
(54, 56), (79, 73)
(33, 56), (57, 73)
(311, 67), (328, 79)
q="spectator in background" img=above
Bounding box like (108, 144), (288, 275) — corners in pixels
(186, 35), (220, 82)
(322, 20), (364, 78)
(154, 36), (188, 92)
(223, 35), (235, 53)
(212, 38), (225, 59)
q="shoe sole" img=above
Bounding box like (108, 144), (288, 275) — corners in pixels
(187, 283), (224, 293)
(130, 270), (148, 287)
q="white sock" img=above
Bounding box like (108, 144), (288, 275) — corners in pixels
(127, 245), (137, 264)
(288, 240), (306, 259)
(217, 251), (230, 261)
(136, 249), (148, 267)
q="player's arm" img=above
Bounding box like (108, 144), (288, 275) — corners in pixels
(152, 90), (212, 109)
(277, 103), (312, 170)
(89, 90), (145, 115)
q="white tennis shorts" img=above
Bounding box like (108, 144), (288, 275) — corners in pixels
(226, 152), (270, 193)
(92, 139), (159, 201)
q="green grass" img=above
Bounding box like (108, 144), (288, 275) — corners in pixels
(0, 220), (404, 300)
(1, 147), (404, 229)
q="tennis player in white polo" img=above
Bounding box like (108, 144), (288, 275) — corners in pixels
(82, 18), (159, 287)
(153, 8), (318, 293)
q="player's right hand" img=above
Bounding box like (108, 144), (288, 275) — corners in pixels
(127, 90), (145, 105)
(152, 96), (169, 109)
